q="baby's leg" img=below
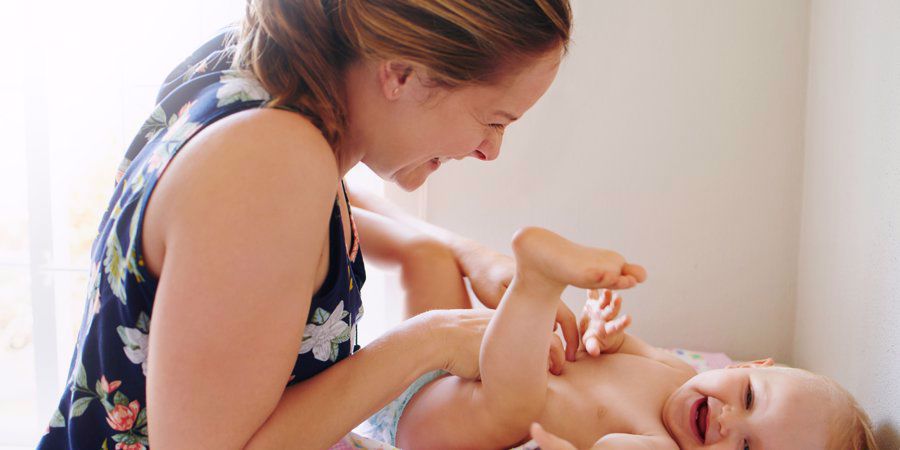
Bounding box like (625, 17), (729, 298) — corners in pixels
(479, 227), (634, 433)
(394, 227), (636, 449)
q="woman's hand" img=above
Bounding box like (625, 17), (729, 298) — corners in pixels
(457, 240), (581, 362)
(420, 309), (568, 379)
(459, 242), (514, 310)
(420, 308), (493, 379)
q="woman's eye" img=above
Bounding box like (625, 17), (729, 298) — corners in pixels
(489, 123), (506, 132)
(745, 383), (754, 409)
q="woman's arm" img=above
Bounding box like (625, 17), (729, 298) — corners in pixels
(350, 207), (472, 316)
(348, 186), (582, 360)
(143, 109), (479, 449)
(347, 185), (512, 309)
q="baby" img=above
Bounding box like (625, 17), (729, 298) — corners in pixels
(362, 227), (877, 450)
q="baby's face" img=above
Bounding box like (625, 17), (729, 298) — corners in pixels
(661, 366), (836, 449)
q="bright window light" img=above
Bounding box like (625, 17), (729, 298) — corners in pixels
(1, 1), (388, 447)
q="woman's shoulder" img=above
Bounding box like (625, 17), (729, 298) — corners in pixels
(173, 106), (339, 191)
(141, 105), (340, 276)
(202, 106), (335, 166)
(154, 104), (339, 216)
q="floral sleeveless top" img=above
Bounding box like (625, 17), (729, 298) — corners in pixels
(37, 31), (366, 450)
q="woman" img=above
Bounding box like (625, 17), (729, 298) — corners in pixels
(39, 1), (642, 448)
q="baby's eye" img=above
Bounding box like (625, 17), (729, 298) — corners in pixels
(745, 383), (754, 409)
(743, 439), (750, 450)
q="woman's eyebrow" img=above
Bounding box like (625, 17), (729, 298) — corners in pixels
(494, 110), (519, 122)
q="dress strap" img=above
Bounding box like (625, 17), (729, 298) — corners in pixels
(340, 179), (361, 262)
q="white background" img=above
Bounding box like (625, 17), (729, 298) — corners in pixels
(1, 0), (897, 448)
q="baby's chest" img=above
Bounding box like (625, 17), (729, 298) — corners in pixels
(544, 356), (679, 445)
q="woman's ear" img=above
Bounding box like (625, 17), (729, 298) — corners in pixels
(377, 60), (415, 100)
(726, 357), (775, 369)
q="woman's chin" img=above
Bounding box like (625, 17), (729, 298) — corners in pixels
(392, 162), (437, 191)
(394, 173), (428, 192)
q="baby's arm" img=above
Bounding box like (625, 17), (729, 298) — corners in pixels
(396, 228), (645, 449)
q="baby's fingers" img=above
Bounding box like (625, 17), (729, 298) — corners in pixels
(603, 314), (631, 336)
(583, 307), (607, 356)
(601, 294), (623, 321)
(599, 289), (613, 309)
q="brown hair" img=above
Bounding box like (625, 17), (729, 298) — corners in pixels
(232, 0), (572, 147)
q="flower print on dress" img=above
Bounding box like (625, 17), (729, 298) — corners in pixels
(159, 105), (200, 145)
(139, 105), (170, 142)
(106, 400), (140, 431)
(113, 442), (145, 450)
(50, 371), (150, 450)
(104, 232), (128, 304)
(300, 300), (352, 362)
(125, 215), (145, 284)
(216, 72), (270, 107)
(127, 171), (145, 198)
(83, 261), (102, 316)
(104, 392), (148, 449)
(350, 303), (364, 354)
(117, 312), (150, 375)
(142, 100), (196, 143)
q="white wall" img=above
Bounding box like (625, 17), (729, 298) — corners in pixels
(421, 0), (811, 362)
(793, 0), (900, 447)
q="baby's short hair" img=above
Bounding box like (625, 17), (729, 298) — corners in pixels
(818, 375), (878, 450)
(763, 366), (877, 450)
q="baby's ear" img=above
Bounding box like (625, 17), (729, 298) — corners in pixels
(726, 358), (775, 369)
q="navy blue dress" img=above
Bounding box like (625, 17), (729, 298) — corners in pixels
(37, 30), (366, 450)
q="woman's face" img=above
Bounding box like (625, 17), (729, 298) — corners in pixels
(346, 49), (563, 191)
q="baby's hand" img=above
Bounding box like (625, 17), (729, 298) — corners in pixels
(580, 289), (631, 356)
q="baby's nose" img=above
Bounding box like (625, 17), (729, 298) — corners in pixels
(716, 405), (739, 439)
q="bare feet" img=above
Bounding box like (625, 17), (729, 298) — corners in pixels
(511, 227), (646, 292)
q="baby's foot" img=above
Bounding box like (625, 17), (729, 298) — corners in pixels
(511, 227), (645, 291)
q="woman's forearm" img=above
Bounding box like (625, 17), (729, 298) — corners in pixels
(347, 185), (512, 311)
(346, 184), (480, 263)
(350, 208), (471, 315)
(244, 314), (440, 450)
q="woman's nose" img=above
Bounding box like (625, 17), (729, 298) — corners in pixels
(472, 139), (500, 161)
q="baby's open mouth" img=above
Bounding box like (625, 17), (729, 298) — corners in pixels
(690, 396), (709, 444)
